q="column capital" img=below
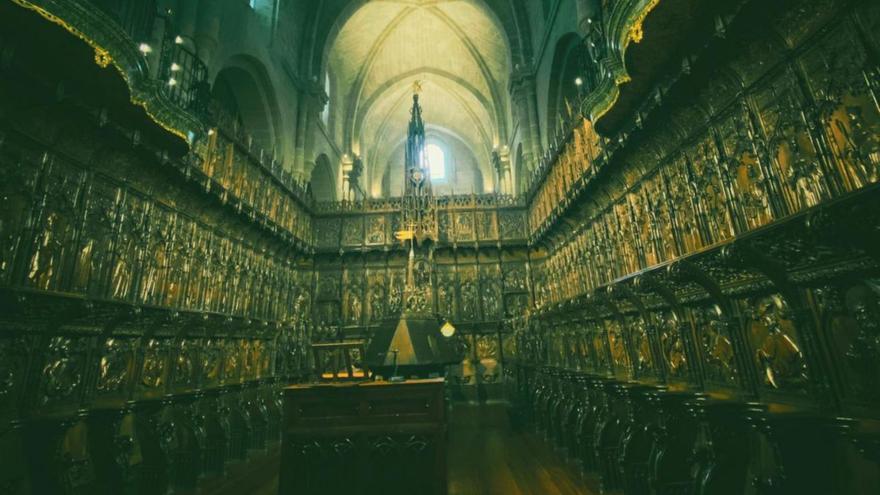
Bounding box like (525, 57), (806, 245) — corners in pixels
(508, 66), (536, 98)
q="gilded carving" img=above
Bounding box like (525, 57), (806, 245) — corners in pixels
(755, 70), (830, 213)
(657, 311), (688, 380)
(605, 320), (631, 378)
(345, 276), (364, 324)
(503, 265), (527, 292)
(366, 215), (386, 245)
(368, 273), (387, 321)
(744, 295), (809, 393)
(111, 193), (148, 301)
(342, 217), (363, 246)
(694, 307), (738, 387)
(628, 316), (654, 377)
(225, 340), (241, 382)
(480, 265), (503, 320)
(459, 268), (478, 321)
(202, 338), (224, 386)
(387, 270), (404, 315)
(800, 24), (880, 192)
(175, 339), (197, 388)
(141, 338), (168, 389)
(499, 210), (525, 239)
(476, 211), (497, 240)
(436, 271), (456, 318)
(27, 157), (80, 291)
(97, 337), (135, 394)
(454, 212), (474, 242)
(41, 336), (86, 405)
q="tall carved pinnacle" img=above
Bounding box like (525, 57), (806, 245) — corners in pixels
(405, 92), (425, 175)
(400, 88), (436, 244)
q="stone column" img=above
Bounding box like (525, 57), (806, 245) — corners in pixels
(510, 69), (543, 175)
(195, 0), (221, 68)
(498, 146), (512, 194)
(492, 148), (513, 194)
(293, 90), (308, 179)
(339, 153), (354, 201)
(175, 0), (198, 43)
(294, 79), (328, 183)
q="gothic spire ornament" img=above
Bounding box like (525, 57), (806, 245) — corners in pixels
(401, 83), (438, 244)
(367, 86), (456, 378)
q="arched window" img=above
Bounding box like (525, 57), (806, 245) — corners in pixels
(426, 143), (447, 181)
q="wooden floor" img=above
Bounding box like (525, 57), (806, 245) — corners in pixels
(246, 402), (597, 495)
(447, 403), (599, 495)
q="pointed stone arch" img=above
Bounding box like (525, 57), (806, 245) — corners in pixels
(310, 153), (336, 202)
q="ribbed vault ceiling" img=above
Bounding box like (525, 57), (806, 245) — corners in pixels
(327, 0), (511, 196)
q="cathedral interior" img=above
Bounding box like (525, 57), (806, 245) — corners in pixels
(1, 0), (879, 494)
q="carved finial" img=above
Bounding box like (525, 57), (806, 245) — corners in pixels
(412, 80), (423, 95)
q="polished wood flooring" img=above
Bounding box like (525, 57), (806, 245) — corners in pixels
(448, 403), (598, 495)
(243, 402), (597, 495)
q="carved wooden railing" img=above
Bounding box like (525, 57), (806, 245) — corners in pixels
(313, 192), (523, 214)
(313, 193), (528, 252)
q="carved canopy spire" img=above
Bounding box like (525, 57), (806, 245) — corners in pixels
(404, 84), (427, 192)
(400, 82), (436, 242)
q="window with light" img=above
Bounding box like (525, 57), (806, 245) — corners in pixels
(426, 143), (446, 181)
(322, 72), (330, 126)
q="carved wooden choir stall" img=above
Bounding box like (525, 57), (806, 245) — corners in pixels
(0, 0), (879, 494)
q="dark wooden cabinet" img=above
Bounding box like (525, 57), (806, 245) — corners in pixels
(279, 379), (447, 495)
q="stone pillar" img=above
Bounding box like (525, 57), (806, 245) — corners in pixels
(492, 147), (513, 194)
(293, 90), (308, 180)
(175, 0), (198, 43)
(294, 80), (328, 183)
(339, 153), (354, 201)
(195, 0), (221, 68)
(510, 70), (543, 175)
(500, 146), (512, 195)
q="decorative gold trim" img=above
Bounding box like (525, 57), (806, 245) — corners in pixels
(94, 47), (111, 68)
(9, 0), (193, 146)
(590, 89), (622, 123)
(628, 0), (661, 44)
(589, 0), (661, 124)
